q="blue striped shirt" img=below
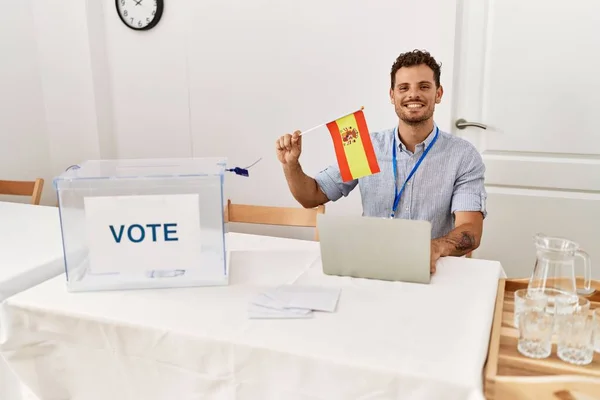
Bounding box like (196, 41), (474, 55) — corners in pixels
(314, 125), (487, 239)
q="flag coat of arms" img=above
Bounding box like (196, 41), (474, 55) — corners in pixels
(326, 109), (380, 182)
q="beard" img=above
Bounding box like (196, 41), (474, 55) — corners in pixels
(395, 103), (435, 126)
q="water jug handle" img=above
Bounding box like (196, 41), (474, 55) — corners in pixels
(576, 249), (594, 295)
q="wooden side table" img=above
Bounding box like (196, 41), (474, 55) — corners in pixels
(484, 278), (600, 399)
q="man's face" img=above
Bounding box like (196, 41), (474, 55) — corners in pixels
(389, 64), (443, 125)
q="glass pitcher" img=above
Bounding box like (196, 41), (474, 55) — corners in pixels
(528, 233), (594, 305)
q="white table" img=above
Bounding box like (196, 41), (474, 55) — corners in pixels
(0, 230), (503, 400)
(0, 202), (65, 400)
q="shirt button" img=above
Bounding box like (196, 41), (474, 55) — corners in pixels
(407, 181), (411, 185)
(405, 207), (409, 211)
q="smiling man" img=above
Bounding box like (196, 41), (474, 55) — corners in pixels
(275, 50), (487, 273)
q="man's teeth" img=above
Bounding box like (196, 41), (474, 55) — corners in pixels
(406, 104), (423, 108)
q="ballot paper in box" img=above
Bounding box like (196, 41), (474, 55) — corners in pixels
(53, 158), (229, 292)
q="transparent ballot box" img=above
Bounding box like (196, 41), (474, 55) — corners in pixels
(53, 158), (228, 291)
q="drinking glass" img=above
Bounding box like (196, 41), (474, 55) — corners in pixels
(513, 289), (549, 328)
(557, 306), (594, 366)
(554, 296), (590, 332)
(593, 308), (600, 353)
(518, 309), (554, 359)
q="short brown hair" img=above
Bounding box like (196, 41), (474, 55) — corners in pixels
(390, 49), (442, 89)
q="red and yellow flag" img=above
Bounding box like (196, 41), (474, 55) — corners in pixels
(326, 109), (380, 182)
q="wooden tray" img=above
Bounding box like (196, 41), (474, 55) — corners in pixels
(484, 278), (600, 400)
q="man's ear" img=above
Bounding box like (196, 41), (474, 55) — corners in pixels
(435, 85), (444, 104)
(389, 88), (394, 104)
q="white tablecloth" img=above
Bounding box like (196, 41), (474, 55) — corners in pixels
(0, 232), (502, 400)
(0, 202), (65, 400)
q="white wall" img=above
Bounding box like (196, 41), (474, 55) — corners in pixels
(30, 0), (105, 179)
(0, 0), (52, 203)
(102, 0), (192, 159)
(1, 0), (113, 205)
(100, 0), (458, 218)
(2, 0), (457, 218)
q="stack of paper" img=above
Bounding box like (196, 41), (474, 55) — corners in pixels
(248, 285), (341, 319)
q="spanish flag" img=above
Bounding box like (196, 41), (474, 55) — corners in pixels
(326, 109), (380, 182)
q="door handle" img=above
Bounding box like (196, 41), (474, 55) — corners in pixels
(455, 118), (487, 130)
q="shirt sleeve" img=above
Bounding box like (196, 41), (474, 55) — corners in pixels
(451, 146), (488, 218)
(314, 164), (359, 201)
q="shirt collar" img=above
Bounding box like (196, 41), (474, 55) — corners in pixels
(394, 123), (439, 152)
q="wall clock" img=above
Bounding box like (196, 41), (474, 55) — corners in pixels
(116, 0), (164, 31)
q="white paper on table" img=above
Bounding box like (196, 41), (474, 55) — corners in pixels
(250, 293), (312, 314)
(247, 303), (313, 319)
(264, 285), (341, 312)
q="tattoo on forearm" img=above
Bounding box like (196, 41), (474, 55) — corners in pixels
(455, 232), (475, 251)
(439, 231), (476, 254)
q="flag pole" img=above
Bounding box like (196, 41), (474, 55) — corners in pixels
(299, 106), (364, 136)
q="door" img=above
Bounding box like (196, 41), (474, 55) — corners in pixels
(452, 0), (600, 278)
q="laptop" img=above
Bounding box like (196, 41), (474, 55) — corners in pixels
(316, 214), (432, 284)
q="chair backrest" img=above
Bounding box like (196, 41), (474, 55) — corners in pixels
(0, 178), (44, 205)
(224, 199), (325, 240)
